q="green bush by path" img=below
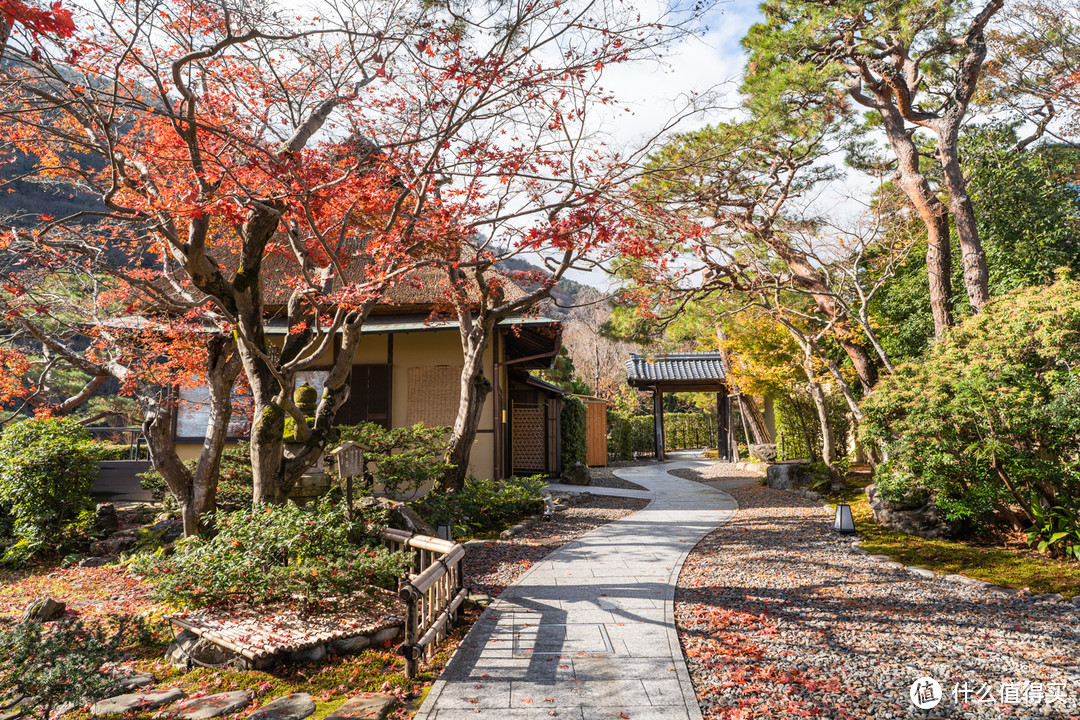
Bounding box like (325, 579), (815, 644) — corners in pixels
(127, 498), (409, 612)
(0, 417), (98, 563)
(861, 275), (1080, 541)
(412, 476), (546, 537)
(561, 396), (587, 468)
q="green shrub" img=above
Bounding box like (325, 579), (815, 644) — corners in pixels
(1028, 495), (1080, 560)
(861, 275), (1080, 531)
(0, 614), (149, 719)
(561, 396), (587, 468)
(0, 417), (97, 561)
(412, 476), (546, 535)
(139, 443), (253, 512)
(330, 422), (451, 497)
(608, 412), (720, 460)
(89, 442), (134, 461)
(128, 498), (409, 611)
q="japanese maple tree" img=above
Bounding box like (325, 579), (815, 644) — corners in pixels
(0, 0), (711, 499)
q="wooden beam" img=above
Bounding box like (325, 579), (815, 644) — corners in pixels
(717, 390), (730, 461)
(653, 389), (665, 461)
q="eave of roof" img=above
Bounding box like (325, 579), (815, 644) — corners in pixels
(626, 352), (727, 390)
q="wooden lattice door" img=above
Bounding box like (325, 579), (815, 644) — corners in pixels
(511, 402), (546, 474)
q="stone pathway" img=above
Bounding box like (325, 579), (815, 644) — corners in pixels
(415, 453), (738, 720)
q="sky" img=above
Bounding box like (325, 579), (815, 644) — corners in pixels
(554, 1), (760, 289)
(553, 0), (879, 291)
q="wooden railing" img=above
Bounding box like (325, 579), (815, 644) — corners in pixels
(382, 528), (467, 677)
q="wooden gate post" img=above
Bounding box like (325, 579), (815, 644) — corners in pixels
(717, 391), (730, 461)
(653, 389), (665, 461)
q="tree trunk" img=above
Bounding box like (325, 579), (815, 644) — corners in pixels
(805, 362), (835, 471)
(141, 337), (240, 537)
(440, 321), (494, 492)
(716, 329), (772, 443)
(740, 394), (772, 444)
(763, 242), (879, 391)
(878, 110), (954, 340)
(937, 139), (990, 312)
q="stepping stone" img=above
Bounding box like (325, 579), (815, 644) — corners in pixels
(868, 554), (892, 563)
(0, 696), (27, 720)
(1031, 592), (1066, 603)
(90, 688), (185, 716)
(174, 691), (253, 720)
(249, 693), (316, 720)
(325, 694), (395, 720)
(906, 566), (936, 579)
(115, 674), (154, 691)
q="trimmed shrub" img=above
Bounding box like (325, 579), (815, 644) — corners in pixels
(561, 396), (587, 468)
(128, 498), (409, 611)
(0, 417), (97, 561)
(608, 412), (719, 460)
(412, 476), (546, 536)
(330, 422), (451, 497)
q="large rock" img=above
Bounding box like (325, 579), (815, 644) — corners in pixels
(561, 461), (590, 486)
(765, 461), (809, 490)
(90, 688), (185, 716)
(865, 484), (964, 539)
(748, 443), (777, 463)
(94, 503), (120, 534)
(331, 634), (371, 654)
(146, 519), (184, 544)
(174, 691), (253, 720)
(249, 693), (316, 720)
(20, 597), (65, 623)
(325, 694), (395, 720)
(78, 556), (117, 568)
(165, 630), (228, 668)
(90, 535), (136, 557)
(358, 497), (436, 537)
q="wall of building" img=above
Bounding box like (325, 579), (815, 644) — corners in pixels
(175, 328), (500, 481)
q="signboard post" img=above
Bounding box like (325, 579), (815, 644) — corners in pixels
(329, 441), (368, 519)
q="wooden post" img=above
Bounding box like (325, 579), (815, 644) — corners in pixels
(717, 391), (730, 461)
(653, 389), (665, 461)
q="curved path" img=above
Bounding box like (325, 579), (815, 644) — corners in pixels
(415, 454), (739, 720)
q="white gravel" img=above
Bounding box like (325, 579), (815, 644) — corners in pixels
(676, 485), (1080, 720)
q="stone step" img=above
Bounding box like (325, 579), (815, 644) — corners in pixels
(174, 691), (254, 720)
(324, 694), (395, 720)
(248, 693), (316, 720)
(90, 688), (185, 716)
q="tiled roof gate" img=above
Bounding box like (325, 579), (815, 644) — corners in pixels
(624, 353), (732, 462)
(625, 353), (726, 385)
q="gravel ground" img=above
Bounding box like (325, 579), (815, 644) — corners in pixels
(668, 461), (763, 493)
(588, 465), (649, 491)
(676, 486), (1080, 720)
(463, 495), (649, 597)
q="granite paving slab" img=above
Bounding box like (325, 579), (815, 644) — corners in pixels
(416, 454), (737, 720)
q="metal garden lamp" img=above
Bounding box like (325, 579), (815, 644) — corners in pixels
(833, 503), (856, 534)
